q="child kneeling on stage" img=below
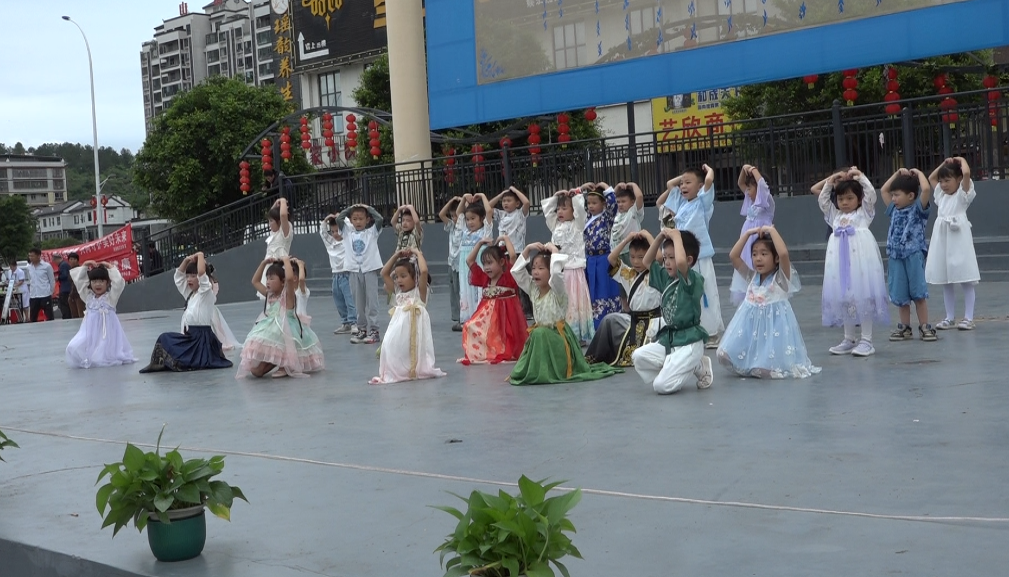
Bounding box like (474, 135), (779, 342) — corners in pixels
(139, 252), (233, 373)
(631, 228), (713, 394)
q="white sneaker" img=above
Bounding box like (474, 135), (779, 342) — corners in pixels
(695, 355), (713, 389)
(935, 319), (954, 330)
(334, 323), (354, 335)
(957, 319), (976, 331)
(851, 339), (875, 357)
(829, 339), (857, 355)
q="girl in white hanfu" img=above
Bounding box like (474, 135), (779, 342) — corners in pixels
(65, 261), (135, 368)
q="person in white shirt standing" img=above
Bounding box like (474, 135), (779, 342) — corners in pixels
(490, 186), (532, 318)
(321, 213), (358, 335)
(2, 258), (28, 321)
(26, 248), (55, 322)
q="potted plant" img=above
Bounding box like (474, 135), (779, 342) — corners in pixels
(434, 476), (582, 577)
(0, 429), (18, 461)
(95, 427), (248, 562)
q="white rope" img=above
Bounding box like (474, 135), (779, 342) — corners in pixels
(4, 426), (1006, 525)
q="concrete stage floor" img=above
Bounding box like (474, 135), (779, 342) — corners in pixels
(1, 282), (1008, 577)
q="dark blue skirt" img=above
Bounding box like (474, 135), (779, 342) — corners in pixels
(586, 254), (621, 329)
(139, 325), (233, 373)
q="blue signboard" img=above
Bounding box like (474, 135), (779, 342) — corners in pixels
(426, 0), (1009, 129)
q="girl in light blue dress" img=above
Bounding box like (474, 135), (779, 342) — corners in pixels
(716, 226), (820, 379)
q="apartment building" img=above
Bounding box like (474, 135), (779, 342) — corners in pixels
(141, 0), (275, 134)
(34, 197), (139, 242)
(0, 155), (69, 208)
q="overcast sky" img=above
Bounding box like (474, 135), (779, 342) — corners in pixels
(4, 1), (186, 154)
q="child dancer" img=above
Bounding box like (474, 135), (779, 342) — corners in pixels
(490, 186), (532, 318)
(291, 257), (311, 325)
(656, 164), (724, 348)
(335, 203), (384, 345)
(508, 243), (621, 386)
(459, 235), (528, 365)
(926, 157), (980, 330)
(729, 165), (776, 305)
(583, 182), (621, 329)
(631, 229), (712, 394)
(65, 261), (135, 368)
(542, 189), (594, 343)
(819, 167), (890, 357)
(321, 213), (358, 335)
(208, 264), (240, 351)
(585, 231), (660, 366)
(370, 248), (445, 384)
(456, 193), (494, 323)
(881, 168), (936, 342)
(394, 204), (423, 251)
(439, 196), (464, 331)
(239, 257), (324, 378)
(139, 253), (233, 373)
(717, 226), (820, 378)
(611, 182), (645, 265)
(259, 198), (293, 299)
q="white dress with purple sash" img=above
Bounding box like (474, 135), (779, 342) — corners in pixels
(65, 266), (136, 368)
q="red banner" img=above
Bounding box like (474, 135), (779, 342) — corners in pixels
(42, 224), (140, 283)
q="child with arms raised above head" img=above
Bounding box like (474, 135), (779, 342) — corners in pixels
(819, 167), (890, 357)
(508, 243), (621, 386)
(65, 261), (135, 368)
(656, 164), (723, 348)
(585, 230), (660, 367)
(881, 167), (936, 342)
(717, 226), (819, 379)
(394, 204), (423, 252)
(926, 157), (980, 331)
(459, 235), (527, 365)
(611, 182), (645, 265)
(321, 213), (358, 335)
(371, 248), (445, 384)
(542, 189), (594, 343)
(139, 253), (233, 373)
(457, 193), (495, 323)
(490, 186), (532, 318)
(334, 203), (384, 345)
(729, 164), (776, 305)
(631, 229), (713, 394)
(582, 182), (622, 329)
(258, 198), (293, 299)
(438, 196), (465, 331)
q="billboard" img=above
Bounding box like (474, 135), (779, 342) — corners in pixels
(652, 88), (738, 152)
(426, 0), (1007, 130)
(291, 0), (388, 71)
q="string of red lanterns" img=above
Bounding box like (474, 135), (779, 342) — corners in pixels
(983, 74), (1000, 130)
(261, 138), (273, 172)
(472, 144), (485, 183)
(883, 66), (901, 116)
(239, 161), (250, 194)
(322, 112), (335, 149)
(444, 148), (456, 186)
(345, 114), (358, 159)
(557, 113), (571, 145)
(935, 74), (958, 127)
(368, 120), (381, 159)
(528, 123), (542, 167)
(299, 116), (311, 151)
(842, 69), (859, 106)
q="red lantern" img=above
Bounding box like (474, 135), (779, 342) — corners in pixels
(933, 74), (947, 89)
(983, 74), (998, 89)
(370, 146), (382, 158)
(500, 136), (512, 148)
(842, 69), (859, 105)
(584, 107), (597, 121)
(90, 197), (97, 208)
(528, 123), (541, 134)
(557, 113), (569, 124)
(802, 74), (818, 88)
(886, 67), (898, 81)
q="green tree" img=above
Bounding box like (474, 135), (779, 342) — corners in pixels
(0, 196), (36, 260)
(30, 142), (149, 214)
(723, 52), (991, 122)
(41, 237), (81, 250)
(134, 77), (310, 222)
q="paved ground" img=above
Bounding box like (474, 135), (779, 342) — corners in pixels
(1, 281), (1008, 577)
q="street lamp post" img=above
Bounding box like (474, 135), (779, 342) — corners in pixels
(62, 15), (104, 238)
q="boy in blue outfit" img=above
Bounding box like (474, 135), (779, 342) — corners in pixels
(881, 168), (936, 342)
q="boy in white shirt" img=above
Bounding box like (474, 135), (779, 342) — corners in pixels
(490, 186), (531, 316)
(334, 203), (384, 345)
(438, 196), (464, 331)
(320, 214), (358, 335)
(611, 182), (645, 265)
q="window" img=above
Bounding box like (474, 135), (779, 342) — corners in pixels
(52, 168), (63, 178)
(208, 64), (221, 77)
(88, 212), (93, 222)
(552, 22), (585, 70)
(318, 72), (344, 132)
(13, 168), (48, 178)
(255, 15), (271, 29)
(207, 49), (220, 63)
(12, 180), (48, 190)
(259, 62), (273, 76)
(256, 31), (272, 46)
(629, 7), (656, 36)
(258, 47), (274, 61)
(54, 180), (64, 190)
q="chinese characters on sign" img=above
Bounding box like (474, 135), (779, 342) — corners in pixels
(651, 88), (738, 152)
(290, 0), (387, 70)
(274, 12), (295, 101)
(41, 224), (141, 283)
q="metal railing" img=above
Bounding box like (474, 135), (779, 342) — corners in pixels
(140, 89), (1009, 273)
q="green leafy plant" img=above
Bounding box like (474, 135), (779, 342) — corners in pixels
(434, 476), (582, 577)
(96, 427), (247, 536)
(0, 429), (19, 462)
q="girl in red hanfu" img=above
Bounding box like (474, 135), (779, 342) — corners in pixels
(459, 235), (528, 365)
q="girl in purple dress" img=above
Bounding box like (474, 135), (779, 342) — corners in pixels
(729, 165), (776, 305)
(65, 261), (135, 368)
(583, 183), (621, 329)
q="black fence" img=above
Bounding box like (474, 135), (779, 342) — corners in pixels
(141, 89), (1009, 274)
